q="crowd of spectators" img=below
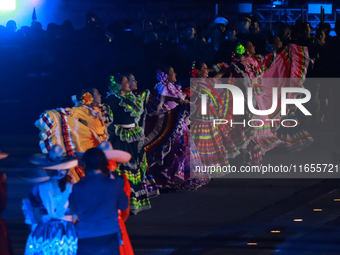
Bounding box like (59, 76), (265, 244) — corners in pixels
(1, 12), (340, 131)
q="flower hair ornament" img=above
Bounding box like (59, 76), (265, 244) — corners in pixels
(82, 92), (93, 105)
(235, 44), (245, 55)
(107, 160), (117, 171)
(156, 69), (167, 83)
(108, 75), (121, 94)
(189, 61), (200, 78)
(231, 52), (239, 63)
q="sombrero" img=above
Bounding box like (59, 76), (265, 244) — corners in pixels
(18, 167), (50, 183)
(97, 141), (131, 163)
(18, 163), (69, 183)
(0, 152), (8, 160)
(29, 145), (78, 170)
(75, 142), (131, 163)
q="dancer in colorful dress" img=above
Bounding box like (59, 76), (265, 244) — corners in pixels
(190, 61), (259, 167)
(145, 66), (210, 190)
(21, 145), (78, 255)
(35, 88), (113, 182)
(262, 42), (313, 150)
(238, 41), (285, 154)
(126, 73), (160, 195)
(104, 73), (152, 214)
(239, 41), (313, 151)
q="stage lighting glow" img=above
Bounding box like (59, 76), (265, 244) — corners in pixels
(0, 0), (16, 10)
(272, 1), (284, 5)
(308, 3), (332, 14)
(238, 3), (252, 13)
(330, 31), (336, 37)
(271, 230), (281, 233)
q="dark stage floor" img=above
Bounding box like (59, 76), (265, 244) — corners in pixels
(2, 131), (340, 255)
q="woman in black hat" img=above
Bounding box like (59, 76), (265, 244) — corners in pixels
(21, 145), (79, 255)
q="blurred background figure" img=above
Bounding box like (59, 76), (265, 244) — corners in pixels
(0, 152), (14, 255)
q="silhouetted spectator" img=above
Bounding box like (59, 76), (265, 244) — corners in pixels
(274, 21), (291, 46)
(226, 25), (236, 40)
(176, 22), (213, 79)
(213, 25), (238, 63)
(319, 22), (332, 43)
(142, 19), (153, 43)
(259, 30), (274, 55)
(2, 20), (24, 47)
(155, 24), (171, 44)
(268, 35), (283, 53)
(292, 22), (312, 46)
(250, 18), (261, 33)
(213, 17), (228, 34)
(237, 16), (251, 39)
(207, 26), (224, 52)
(60, 20), (75, 40)
(71, 12), (115, 87)
(5, 20), (16, 33)
(29, 22), (47, 50)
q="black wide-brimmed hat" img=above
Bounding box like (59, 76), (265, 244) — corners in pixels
(17, 162), (69, 183)
(18, 164), (51, 183)
(29, 145), (78, 170)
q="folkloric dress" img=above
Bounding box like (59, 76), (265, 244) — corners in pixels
(243, 54), (285, 154)
(190, 75), (258, 169)
(105, 90), (154, 214)
(253, 44), (313, 150)
(227, 62), (263, 165)
(262, 45), (314, 150)
(23, 180), (77, 255)
(144, 71), (210, 190)
(35, 103), (113, 182)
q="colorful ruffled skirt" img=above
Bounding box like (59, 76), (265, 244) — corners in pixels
(191, 90), (260, 167)
(109, 125), (153, 214)
(218, 90), (261, 164)
(35, 109), (101, 182)
(275, 113), (314, 151)
(145, 106), (210, 190)
(258, 44), (311, 152)
(251, 88), (285, 155)
(25, 220), (77, 255)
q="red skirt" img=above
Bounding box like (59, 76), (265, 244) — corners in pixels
(118, 213), (134, 255)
